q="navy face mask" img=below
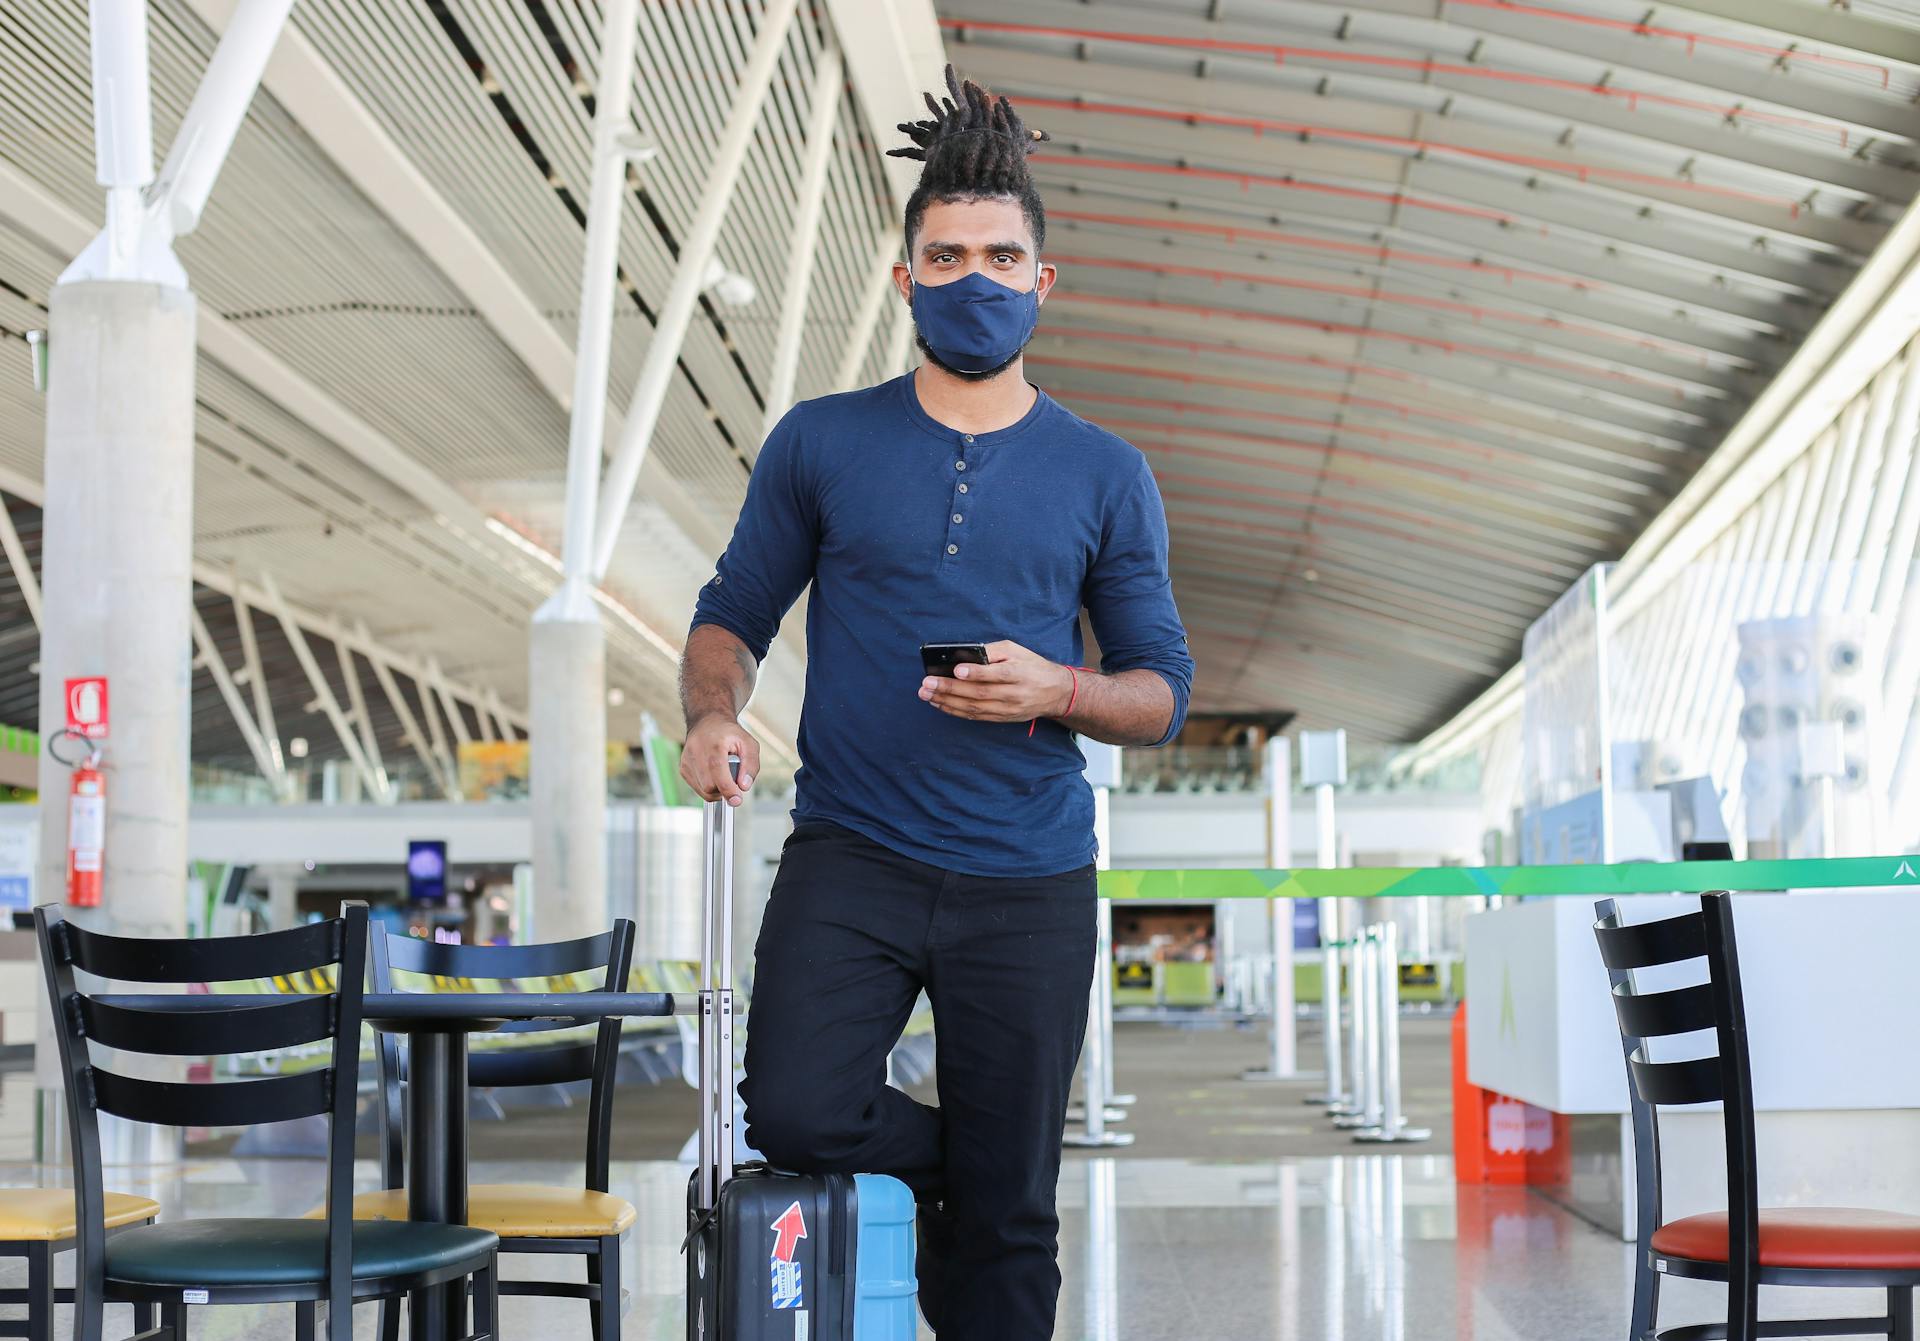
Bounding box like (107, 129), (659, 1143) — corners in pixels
(909, 268), (1040, 375)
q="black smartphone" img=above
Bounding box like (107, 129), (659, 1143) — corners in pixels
(920, 642), (990, 677)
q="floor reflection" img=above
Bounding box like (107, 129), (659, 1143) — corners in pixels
(0, 1153), (1637, 1340)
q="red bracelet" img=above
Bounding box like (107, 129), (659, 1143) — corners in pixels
(1029, 666), (1092, 738)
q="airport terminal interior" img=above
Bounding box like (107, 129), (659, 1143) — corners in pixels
(6, 0), (1920, 1337)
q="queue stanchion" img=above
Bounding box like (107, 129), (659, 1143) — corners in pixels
(1356, 920), (1433, 1145)
(1244, 737), (1300, 1083)
(1328, 931), (1369, 1123)
(1067, 745), (1132, 1148)
(1332, 928), (1381, 1131)
(1304, 937), (1348, 1107)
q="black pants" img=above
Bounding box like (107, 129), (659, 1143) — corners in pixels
(740, 821), (1097, 1341)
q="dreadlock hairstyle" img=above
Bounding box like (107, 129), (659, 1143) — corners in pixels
(888, 65), (1051, 254)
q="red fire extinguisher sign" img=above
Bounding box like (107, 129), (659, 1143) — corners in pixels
(65, 678), (108, 740)
(68, 765), (104, 908)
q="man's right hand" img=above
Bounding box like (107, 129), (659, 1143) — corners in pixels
(681, 715), (760, 806)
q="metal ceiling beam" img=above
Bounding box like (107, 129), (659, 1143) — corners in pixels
(1161, 494), (1576, 596)
(1047, 288), (1747, 440)
(178, 0), (729, 550)
(0, 499), (40, 631)
(1026, 100), (1881, 258)
(360, 620), (458, 802)
(1047, 210), (1782, 358)
(1648, 0), (1920, 66)
(1052, 250), (1748, 407)
(1043, 166), (1837, 310)
(835, 231), (905, 391)
(1034, 155), (1847, 297)
(1113, 404), (1647, 521)
(1172, 536), (1541, 626)
(260, 570), (391, 803)
(1046, 228), (1766, 370)
(762, 44), (845, 440)
(189, 606), (284, 797)
(230, 574), (290, 799)
(1030, 332), (1704, 472)
(1043, 192), (1795, 341)
(1433, 3), (1920, 140)
(1044, 318), (1689, 464)
(1055, 386), (1662, 507)
(961, 40), (1908, 202)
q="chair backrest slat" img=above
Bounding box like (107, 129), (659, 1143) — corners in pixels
(79, 993), (337, 1056)
(1626, 1050), (1722, 1106)
(383, 929), (616, 982)
(90, 1069), (332, 1126)
(63, 918), (341, 983)
(1594, 911), (1708, 972)
(1610, 979), (1717, 1041)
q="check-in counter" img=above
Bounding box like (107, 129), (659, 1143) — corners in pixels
(1467, 892), (1920, 1237)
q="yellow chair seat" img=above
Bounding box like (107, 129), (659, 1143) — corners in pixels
(314, 1186), (636, 1239)
(0, 1189), (158, 1242)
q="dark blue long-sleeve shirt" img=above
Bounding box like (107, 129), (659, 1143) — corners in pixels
(691, 373), (1193, 877)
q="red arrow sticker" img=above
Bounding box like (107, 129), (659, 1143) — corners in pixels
(771, 1201), (808, 1262)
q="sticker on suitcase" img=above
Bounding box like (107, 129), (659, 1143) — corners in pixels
(770, 1200), (808, 1310)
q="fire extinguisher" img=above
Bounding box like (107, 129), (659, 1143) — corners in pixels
(50, 730), (104, 908)
(68, 756), (104, 908)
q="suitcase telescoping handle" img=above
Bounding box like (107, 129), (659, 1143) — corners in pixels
(695, 755), (741, 1212)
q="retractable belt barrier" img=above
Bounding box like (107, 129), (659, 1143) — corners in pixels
(1073, 854), (1918, 1150)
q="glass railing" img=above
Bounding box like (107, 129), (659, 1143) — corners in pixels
(1119, 741), (1482, 796)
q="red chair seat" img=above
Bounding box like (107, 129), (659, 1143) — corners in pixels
(1653, 1209), (1920, 1271)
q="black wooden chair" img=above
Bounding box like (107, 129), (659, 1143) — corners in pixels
(341, 921), (637, 1341)
(1594, 892), (1920, 1341)
(35, 904), (500, 1341)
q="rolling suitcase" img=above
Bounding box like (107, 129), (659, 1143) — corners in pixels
(685, 763), (918, 1340)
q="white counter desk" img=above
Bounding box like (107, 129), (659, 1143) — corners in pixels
(1467, 892), (1920, 1236)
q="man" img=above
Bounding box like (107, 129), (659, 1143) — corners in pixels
(678, 68), (1192, 1338)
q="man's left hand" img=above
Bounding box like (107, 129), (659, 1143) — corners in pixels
(919, 640), (1073, 723)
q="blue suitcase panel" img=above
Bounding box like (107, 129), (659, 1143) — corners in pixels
(852, 1174), (917, 1340)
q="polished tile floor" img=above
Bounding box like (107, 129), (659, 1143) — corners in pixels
(0, 1150), (1890, 1341)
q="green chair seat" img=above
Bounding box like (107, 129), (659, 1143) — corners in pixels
(106, 1219), (497, 1288)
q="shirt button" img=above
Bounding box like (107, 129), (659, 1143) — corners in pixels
(958, 483), (969, 494)
(955, 460), (966, 471)
(952, 513), (964, 524)
(947, 544), (959, 555)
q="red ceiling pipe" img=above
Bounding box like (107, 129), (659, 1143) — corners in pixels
(1446, 0), (1890, 89)
(938, 16), (1865, 142)
(1160, 488), (1568, 574)
(1093, 414), (1473, 480)
(1031, 351), (1617, 431)
(1060, 387), (1533, 466)
(1049, 208), (1594, 290)
(1154, 465), (1516, 545)
(1050, 290), (1698, 398)
(1047, 252), (1716, 364)
(1021, 96), (1806, 214)
(1039, 323), (1436, 385)
(1032, 152), (1515, 223)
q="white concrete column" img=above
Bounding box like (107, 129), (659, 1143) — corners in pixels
(33, 280), (196, 1143)
(530, 590), (608, 942)
(264, 864), (300, 931)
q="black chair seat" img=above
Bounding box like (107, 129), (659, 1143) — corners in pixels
(106, 1219), (497, 1288)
